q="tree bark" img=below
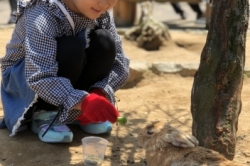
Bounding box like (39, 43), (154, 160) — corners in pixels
(191, 0), (248, 160)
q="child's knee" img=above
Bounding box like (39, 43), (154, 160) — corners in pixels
(90, 29), (116, 55)
(56, 36), (85, 63)
(57, 36), (85, 53)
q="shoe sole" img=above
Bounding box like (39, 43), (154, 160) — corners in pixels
(80, 121), (113, 134)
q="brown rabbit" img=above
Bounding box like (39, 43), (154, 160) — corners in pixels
(138, 121), (244, 166)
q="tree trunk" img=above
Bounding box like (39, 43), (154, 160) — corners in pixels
(191, 0), (248, 160)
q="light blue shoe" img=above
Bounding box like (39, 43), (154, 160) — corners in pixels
(72, 121), (112, 134)
(31, 111), (73, 143)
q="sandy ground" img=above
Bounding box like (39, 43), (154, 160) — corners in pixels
(0, 28), (250, 166)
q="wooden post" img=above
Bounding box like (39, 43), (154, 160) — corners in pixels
(113, 0), (136, 27)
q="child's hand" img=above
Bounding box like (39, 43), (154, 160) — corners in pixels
(80, 93), (119, 124)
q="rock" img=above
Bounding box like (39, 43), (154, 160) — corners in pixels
(151, 62), (199, 76)
(151, 62), (182, 74)
(123, 61), (150, 88)
(179, 63), (199, 77)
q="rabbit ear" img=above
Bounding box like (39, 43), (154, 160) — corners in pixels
(164, 131), (199, 148)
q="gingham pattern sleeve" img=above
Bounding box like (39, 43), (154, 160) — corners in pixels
(24, 5), (85, 123)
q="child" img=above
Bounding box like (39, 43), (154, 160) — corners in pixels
(0, 0), (130, 143)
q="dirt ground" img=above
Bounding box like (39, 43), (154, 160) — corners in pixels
(0, 27), (250, 166)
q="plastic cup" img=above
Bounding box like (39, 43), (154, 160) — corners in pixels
(82, 136), (108, 166)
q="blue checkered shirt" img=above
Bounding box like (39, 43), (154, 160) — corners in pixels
(0, 0), (130, 123)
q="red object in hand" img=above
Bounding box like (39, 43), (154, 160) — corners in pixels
(76, 88), (119, 124)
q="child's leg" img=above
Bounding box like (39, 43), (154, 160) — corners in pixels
(170, 3), (183, 14)
(31, 36), (86, 143)
(73, 29), (116, 134)
(56, 36), (87, 85)
(188, 3), (203, 19)
(35, 36), (86, 110)
(35, 29), (116, 110)
(74, 28), (116, 91)
(35, 29), (116, 109)
(8, 0), (17, 24)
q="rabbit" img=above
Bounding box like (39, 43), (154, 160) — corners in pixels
(138, 121), (244, 166)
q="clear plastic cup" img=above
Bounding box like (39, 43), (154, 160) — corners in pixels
(82, 136), (108, 166)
